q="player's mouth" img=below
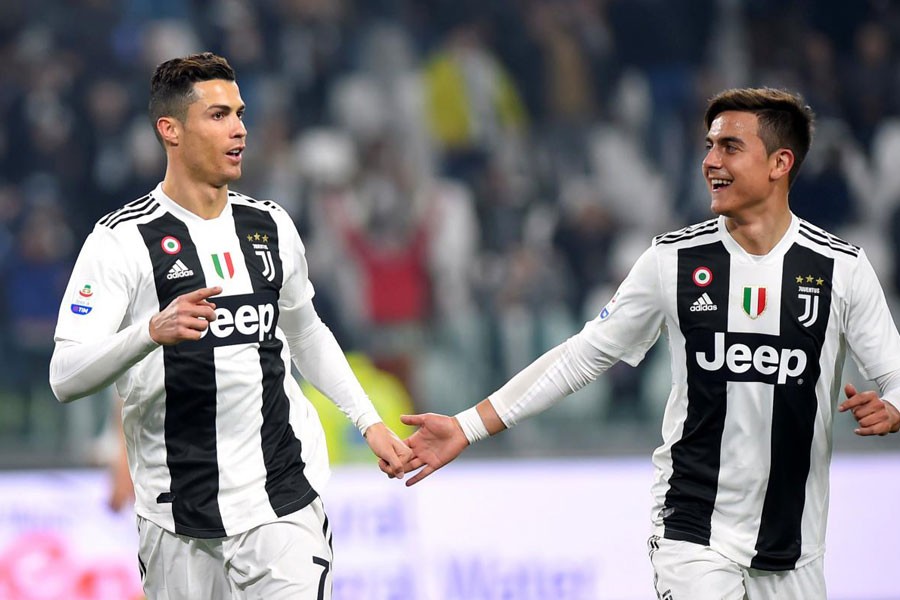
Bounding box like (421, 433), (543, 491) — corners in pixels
(226, 146), (244, 163)
(710, 178), (732, 191)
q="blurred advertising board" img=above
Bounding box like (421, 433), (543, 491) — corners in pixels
(0, 455), (897, 599)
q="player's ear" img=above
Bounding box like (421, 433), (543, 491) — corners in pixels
(770, 148), (794, 183)
(156, 116), (180, 147)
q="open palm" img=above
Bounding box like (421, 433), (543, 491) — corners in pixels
(399, 413), (469, 486)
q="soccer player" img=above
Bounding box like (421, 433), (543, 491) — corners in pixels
(49, 52), (411, 599)
(395, 88), (900, 599)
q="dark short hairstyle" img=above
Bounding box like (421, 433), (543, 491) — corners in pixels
(149, 52), (236, 143)
(704, 88), (815, 186)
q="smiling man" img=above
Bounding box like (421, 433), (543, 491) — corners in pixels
(49, 52), (411, 599)
(396, 88), (900, 599)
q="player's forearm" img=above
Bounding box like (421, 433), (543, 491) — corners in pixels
(282, 303), (381, 434)
(50, 321), (159, 402)
(488, 333), (615, 428)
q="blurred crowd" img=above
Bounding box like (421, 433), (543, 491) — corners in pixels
(3, 0), (900, 461)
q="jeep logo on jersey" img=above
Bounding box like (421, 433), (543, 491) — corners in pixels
(191, 292), (279, 349)
(695, 332), (807, 384)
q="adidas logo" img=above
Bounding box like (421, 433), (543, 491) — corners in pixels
(166, 259), (195, 280)
(690, 292), (717, 312)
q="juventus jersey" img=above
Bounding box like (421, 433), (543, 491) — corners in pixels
(55, 184), (332, 538)
(581, 214), (900, 570)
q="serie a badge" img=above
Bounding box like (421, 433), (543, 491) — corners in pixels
(70, 282), (95, 315)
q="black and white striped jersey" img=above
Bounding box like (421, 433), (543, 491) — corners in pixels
(581, 214), (900, 571)
(54, 185), (334, 538)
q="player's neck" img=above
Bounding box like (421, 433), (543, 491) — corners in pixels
(161, 171), (229, 220)
(723, 206), (792, 256)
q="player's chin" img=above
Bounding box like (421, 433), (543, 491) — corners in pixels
(709, 197), (734, 217)
(215, 169), (242, 186)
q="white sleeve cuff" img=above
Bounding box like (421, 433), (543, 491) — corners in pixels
(455, 406), (489, 444)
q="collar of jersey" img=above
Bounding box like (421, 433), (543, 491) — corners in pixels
(152, 182), (234, 224)
(717, 213), (799, 264)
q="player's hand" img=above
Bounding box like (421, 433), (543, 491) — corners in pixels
(396, 413), (468, 487)
(838, 383), (900, 436)
(149, 286), (222, 345)
(364, 422), (412, 480)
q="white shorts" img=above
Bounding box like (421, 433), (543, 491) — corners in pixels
(648, 535), (826, 600)
(138, 498), (333, 600)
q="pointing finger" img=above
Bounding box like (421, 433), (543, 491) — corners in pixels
(186, 286), (223, 302)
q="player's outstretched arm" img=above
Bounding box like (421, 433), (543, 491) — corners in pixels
(395, 399), (507, 486)
(365, 422), (413, 480)
(838, 383), (900, 436)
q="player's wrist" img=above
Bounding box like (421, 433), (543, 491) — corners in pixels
(357, 411), (382, 437)
(454, 406), (489, 445)
(885, 401), (900, 433)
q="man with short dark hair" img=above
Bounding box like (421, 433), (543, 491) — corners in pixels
(50, 52), (410, 599)
(397, 88), (900, 599)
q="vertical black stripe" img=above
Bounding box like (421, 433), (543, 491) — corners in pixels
(232, 205), (316, 515)
(751, 245), (833, 570)
(139, 214), (225, 537)
(322, 510), (334, 553)
(663, 242), (731, 545)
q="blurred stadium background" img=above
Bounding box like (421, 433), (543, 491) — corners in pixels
(1, 0), (899, 598)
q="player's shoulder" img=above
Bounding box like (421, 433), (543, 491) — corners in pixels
(227, 190), (288, 215)
(652, 218), (719, 249)
(795, 218), (861, 261)
(96, 192), (165, 232)
(228, 190), (299, 244)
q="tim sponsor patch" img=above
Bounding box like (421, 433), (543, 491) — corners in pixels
(70, 282), (95, 315)
(597, 291), (620, 321)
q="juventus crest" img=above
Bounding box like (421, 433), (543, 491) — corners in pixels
(794, 274), (824, 328)
(247, 231), (276, 282)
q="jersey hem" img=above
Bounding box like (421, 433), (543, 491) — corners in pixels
(135, 487), (320, 539)
(657, 526), (825, 572)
